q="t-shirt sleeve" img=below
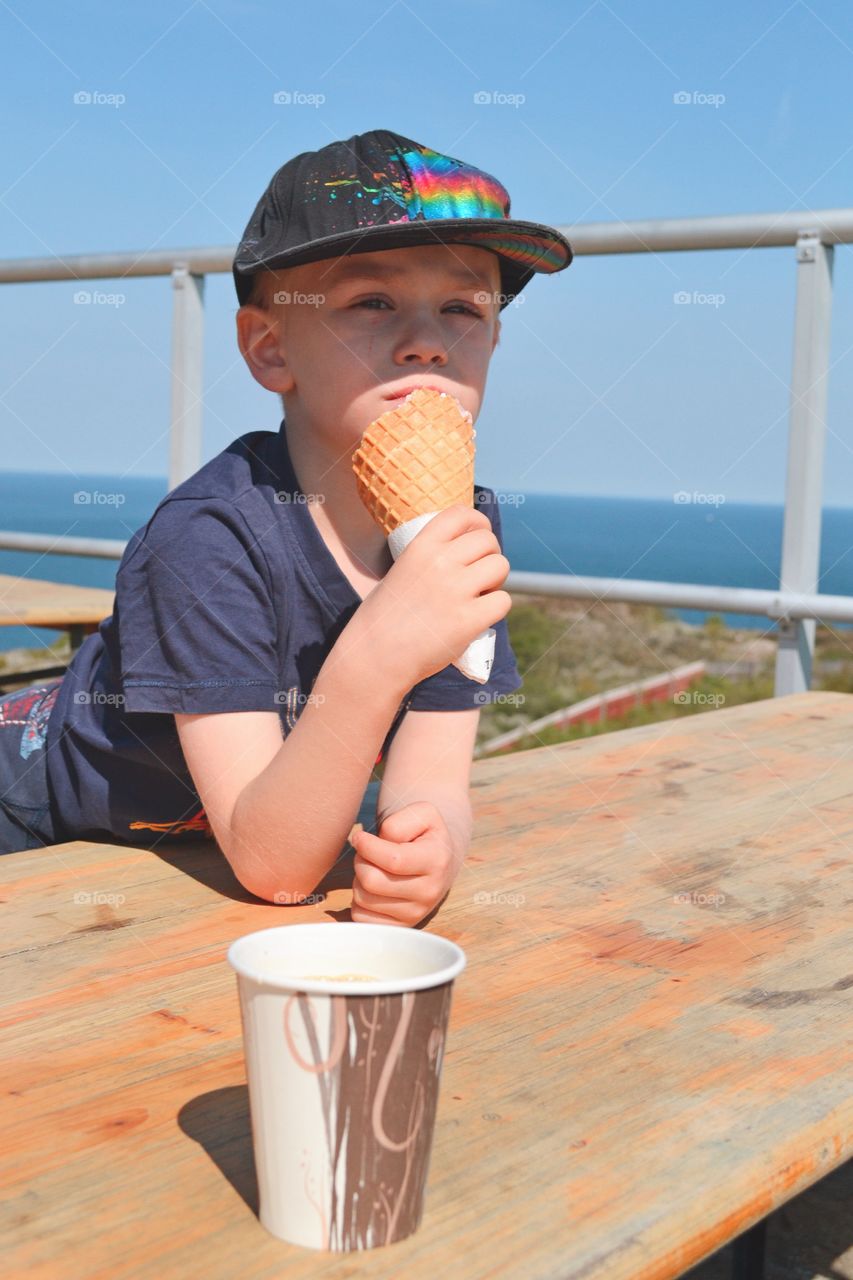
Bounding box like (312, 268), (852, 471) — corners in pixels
(405, 486), (523, 711)
(115, 497), (281, 714)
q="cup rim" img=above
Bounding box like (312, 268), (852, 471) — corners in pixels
(226, 922), (466, 995)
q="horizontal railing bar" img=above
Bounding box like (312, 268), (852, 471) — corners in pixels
(559, 208), (853, 255)
(0, 247), (234, 286)
(1, 209), (852, 285)
(507, 570), (853, 623)
(0, 531), (128, 559)
(2, 531), (852, 624)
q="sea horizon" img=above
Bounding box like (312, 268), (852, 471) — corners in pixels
(3, 467), (853, 513)
(3, 469), (853, 651)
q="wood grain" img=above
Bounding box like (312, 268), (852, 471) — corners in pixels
(1, 689), (851, 1278)
(0, 572), (114, 629)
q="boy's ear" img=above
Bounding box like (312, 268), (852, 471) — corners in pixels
(492, 315), (502, 351)
(235, 304), (295, 394)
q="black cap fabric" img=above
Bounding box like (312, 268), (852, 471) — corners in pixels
(233, 129), (572, 311)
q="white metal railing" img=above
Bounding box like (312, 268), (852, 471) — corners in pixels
(1, 207), (850, 696)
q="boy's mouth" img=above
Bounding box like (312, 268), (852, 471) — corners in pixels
(383, 383), (449, 403)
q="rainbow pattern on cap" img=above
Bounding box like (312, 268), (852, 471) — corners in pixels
(325, 146), (508, 221)
(452, 230), (568, 271)
(395, 146), (509, 221)
(319, 139), (568, 273)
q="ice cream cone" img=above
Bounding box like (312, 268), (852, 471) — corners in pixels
(351, 388), (496, 685)
(351, 388), (475, 534)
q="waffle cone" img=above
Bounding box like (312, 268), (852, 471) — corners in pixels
(352, 388), (475, 535)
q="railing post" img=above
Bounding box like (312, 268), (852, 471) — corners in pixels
(169, 266), (205, 491)
(774, 233), (834, 696)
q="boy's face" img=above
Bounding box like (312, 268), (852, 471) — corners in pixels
(237, 243), (502, 456)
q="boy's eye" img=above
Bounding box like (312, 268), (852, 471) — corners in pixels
(353, 297), (483, 317)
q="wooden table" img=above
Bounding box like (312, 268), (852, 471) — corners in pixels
(2, 690), (851, 1279)
(0, 572), (115, 687)
(0, 572), (115, 631)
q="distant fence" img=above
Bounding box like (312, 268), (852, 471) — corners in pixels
(476, 661), (707, 757)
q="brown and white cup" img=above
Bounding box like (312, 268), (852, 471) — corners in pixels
(227, 922), (466, 1251)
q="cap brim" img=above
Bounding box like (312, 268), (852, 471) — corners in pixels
(233, 217), (572, 307)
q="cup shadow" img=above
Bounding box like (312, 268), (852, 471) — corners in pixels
(178, 1085), (258, 1216)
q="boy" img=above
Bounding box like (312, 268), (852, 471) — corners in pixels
(0, 129), (572, 926)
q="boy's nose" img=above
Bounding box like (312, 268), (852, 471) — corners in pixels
(393, 318), (449, 367)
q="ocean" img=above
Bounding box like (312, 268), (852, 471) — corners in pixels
(2, 469), (852, 652)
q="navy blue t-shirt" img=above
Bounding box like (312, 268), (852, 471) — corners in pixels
(45, 422), (523, 847)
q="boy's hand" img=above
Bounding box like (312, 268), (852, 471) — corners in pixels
(350, 505), (512, 691)
(349, 802), (462, 927)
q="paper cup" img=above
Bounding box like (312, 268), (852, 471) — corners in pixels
(227, 923), (466, 1251)
(387, 512), (496, 685)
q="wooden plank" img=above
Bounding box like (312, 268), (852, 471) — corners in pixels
(1, 690), (851, 1279)
(0, 573), (115, 629)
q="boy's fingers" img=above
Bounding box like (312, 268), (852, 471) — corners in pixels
(353, 829), (433, 876)
(350, 905), (409, 928)
(377, 801), (437, 844)
(354, 851), (422, 895)
(352, 884), (417, 913)
(424, 503), (491, 535)
(351, 886), (424, 926)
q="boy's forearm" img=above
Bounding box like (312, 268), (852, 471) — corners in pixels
(378, 783), (473, 879)
(427, 790), (472, 884)
(228, 622), (408, 901)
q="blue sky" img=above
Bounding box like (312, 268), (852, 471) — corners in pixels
(1, 0), (852, 502)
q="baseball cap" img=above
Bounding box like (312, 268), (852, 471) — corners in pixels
(232, 128), (573, 311)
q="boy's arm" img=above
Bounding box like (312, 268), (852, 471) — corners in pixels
(377, 707), (478, 854)
(176, 630), (408, 903)
(349, 708), (479, 926)
(175, 505), (508, 907)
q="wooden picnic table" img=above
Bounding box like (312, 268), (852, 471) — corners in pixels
(0, 572), (115, 688)
(0, 571), (114, 632)
(1, 689), (851, 1279)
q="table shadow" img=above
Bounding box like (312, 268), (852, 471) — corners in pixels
(178, 1084), (258, 1216)
(142, 777), (381, 906)
(147, 839), (359, 908)
(145, 841), (445, 927)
